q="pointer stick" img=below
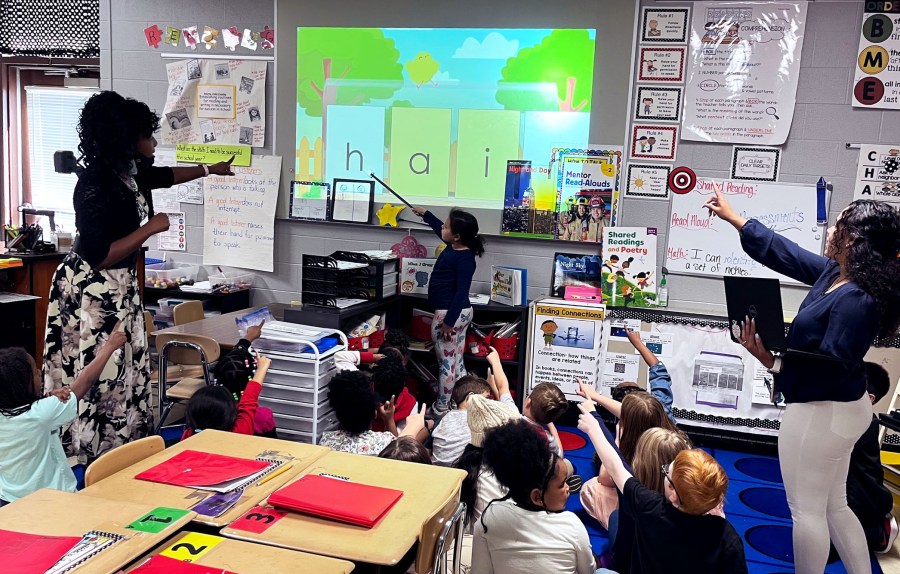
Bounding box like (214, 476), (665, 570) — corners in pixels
(369, 172), (415, 210)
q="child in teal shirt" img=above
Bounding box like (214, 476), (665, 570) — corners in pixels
(0, 326), (125, 503)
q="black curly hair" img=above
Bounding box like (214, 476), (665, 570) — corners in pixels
(380, 329), (410, 359)
(77, 91), (161, 175)
(328, 370), (377, 435)
(831, 200), (900, 337)
(0, 348), (39, 417)
(371, 354), (406, 403)
(482, 420), (558, 515)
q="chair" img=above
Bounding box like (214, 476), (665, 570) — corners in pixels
(173, 300), (204, 325)
(84, 435), (165, 487)
(155, 333), (221, 432)
(416, 491), (466, 574)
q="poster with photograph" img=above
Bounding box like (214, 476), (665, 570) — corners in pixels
(528, 300), (606, 400)
(630, 125), (678, 161)
(853, 12), (900, 108)
(602, 227), (658, 308)
(162, 58), (266, 146)
(554, 149), (622, 241)
(682, 2), (807, 144)
(638, 47), (686, 82)
(640, 7), (691, 44)
(633, 86), (683, 122)
(625, 164), (670, 200)
(730, 146), (780, 182)
(853, 144), (900, 206)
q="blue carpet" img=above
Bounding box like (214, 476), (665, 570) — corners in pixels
(557, 426), (884, 574)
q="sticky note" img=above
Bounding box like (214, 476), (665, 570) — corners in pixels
(127, 507), (190, 533)
(175, 144), (251, 166)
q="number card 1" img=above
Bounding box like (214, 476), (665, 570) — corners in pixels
(127, 507), (191, 534)
(229, 505), (286, 533)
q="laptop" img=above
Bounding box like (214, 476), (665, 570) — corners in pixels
(723, 277), (842, 362)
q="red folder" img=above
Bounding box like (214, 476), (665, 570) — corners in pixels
(131, 554), (237, 574)
(268, 474), (403, 528)
(0, 529), (81, 574)
(134, 450), (270, 488)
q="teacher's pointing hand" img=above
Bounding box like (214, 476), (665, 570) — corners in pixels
(703, 182), (747, 231)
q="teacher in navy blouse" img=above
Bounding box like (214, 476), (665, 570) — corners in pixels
(707, 184), (900, 574)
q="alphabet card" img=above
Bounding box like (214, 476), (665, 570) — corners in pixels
(853, 143), (900, 206)
(630, 125), (678, 161)
(638, 47), (685, 82)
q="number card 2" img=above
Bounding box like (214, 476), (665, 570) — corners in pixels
(159, 532), (223, 562)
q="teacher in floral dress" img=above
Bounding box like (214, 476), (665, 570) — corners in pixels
(42, 92), (234, 464)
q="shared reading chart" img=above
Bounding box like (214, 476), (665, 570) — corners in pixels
(203, 155), (282, 272)
(664, 178), (824, 284)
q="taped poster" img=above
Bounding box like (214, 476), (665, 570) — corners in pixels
(162, 59), (266, 147)
(853, 11), (900, 108)
(681, 2), (807, 145)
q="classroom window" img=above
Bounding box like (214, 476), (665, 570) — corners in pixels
(22, 86), (96, 235)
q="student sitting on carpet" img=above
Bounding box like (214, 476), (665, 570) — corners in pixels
(0, 326), (125, 504)
(472, 419), (598, 574)
(320, 370), (425, 455)
(431, 374), (491, 466)
(844, 362), (897, 554)
(578, 401), (747, 574)
(370, 355), (416, 433)
(523, 382), (569, 457)
(379, 435), (432, 465)
(182, 354), (272, 440)
(577, 379), (678, 532)
(211, 321), (276, 437)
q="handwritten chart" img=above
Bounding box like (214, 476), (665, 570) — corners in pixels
(664, 179), (825, 284)
(203, 155), (282, 272)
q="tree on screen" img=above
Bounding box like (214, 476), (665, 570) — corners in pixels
(496, 29), (594, 113)
(297, 28), (404, 117)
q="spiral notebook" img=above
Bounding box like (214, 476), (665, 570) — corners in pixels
(44, 530), (126, 574)
(135, 450), (286, 493)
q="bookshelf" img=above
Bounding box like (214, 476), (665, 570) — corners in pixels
(398, 293), (529, 409)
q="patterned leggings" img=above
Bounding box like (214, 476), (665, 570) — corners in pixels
(431, 308), (473, 413)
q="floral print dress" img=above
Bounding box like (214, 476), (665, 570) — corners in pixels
(43, 167), (170, 465)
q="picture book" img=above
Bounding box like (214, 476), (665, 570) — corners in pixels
(549, 253), (603, 298)
(601, 227), (658, 308)
(491, 266), (527, 306)
(399, 258), (436, 294)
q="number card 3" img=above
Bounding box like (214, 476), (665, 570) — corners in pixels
(230, 505), (286, 533)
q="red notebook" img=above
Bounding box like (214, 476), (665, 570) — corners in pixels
(134, 450), (271, 490)
(0, 529), (81, 574)
(268, 474), (403, 528)
(131, 554), (237, 574)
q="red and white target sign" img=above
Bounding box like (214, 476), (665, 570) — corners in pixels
(668, 166), (696, 194)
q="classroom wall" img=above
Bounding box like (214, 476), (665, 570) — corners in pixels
(103, 0), (884, 315)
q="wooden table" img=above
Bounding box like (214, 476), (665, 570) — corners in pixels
(0, 488), (194, 574)
(221, 451), (465, 567)
(78, 429), (328, 527)
(127, 531), (354, 573)
(151, 302), (288, 350)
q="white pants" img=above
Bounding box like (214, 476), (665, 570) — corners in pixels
(779, 395), (873, 574)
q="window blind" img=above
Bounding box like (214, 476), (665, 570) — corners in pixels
(24, 86), (96, 234)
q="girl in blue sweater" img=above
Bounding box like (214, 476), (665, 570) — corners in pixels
(412, 207), (485, 414)
(707, 185), (900, 574)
